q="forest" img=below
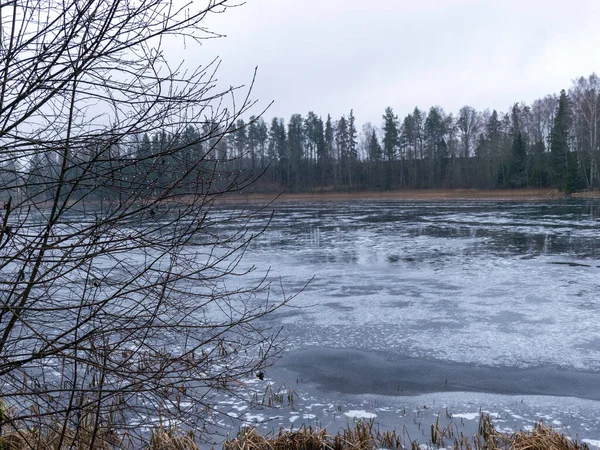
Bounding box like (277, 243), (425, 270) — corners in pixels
(7, 73), (600, 204)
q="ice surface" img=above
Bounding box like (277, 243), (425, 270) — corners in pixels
(206, 200), (600, 442)
(226, 200), (600, 371)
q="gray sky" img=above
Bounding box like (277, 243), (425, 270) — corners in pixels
(197, 0), (600, 127)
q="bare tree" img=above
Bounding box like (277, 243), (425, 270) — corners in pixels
(457, 106), (481, 159)
(531, 95), (557, 148)
(0, 0), (288, 447)
(570, 74), (600, 189)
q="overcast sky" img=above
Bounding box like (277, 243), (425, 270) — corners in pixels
(197, 0), (600, 127)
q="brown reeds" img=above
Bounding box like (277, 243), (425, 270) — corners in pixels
(470, 414), (591, 450)
(0, 425), (119, 450)
(510, 421), (589, 450)
(223, 426), (329, 450)
(223, 414), (592, 450)
(146, 427), (199, 450)
(0, 413), (592, 449)
(223, 421), (407, 450)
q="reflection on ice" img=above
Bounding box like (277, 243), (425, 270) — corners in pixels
(229, 200), (600, 370)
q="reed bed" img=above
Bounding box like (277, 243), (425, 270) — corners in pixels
(223, 414), (592, 450)
(0, 424), (119, 450)
(0, 413), (592, 449)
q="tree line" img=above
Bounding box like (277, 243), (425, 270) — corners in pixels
(219, 73), (600, 194)
(4, 73), (600, 205)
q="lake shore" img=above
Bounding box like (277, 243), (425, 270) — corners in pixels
(220, 188), (600, 204)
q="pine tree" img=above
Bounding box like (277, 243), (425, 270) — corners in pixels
(305, 112), (325, 189)
(180, 125), (202, 192)
(247, 116), (260, 170)
(424, 106), (448, 187)
(335, 115), (349, 186)
(485, 110), (503, 184)
(233, 119), (247, 169)
(347, 110), (358, 187)
(268, 118), (286, 183)
(382, 107), (399, 189)
(401, 114), (414, 160)
(382, 107), (399, 162)
(287, 114), (305, 190)
(348, 110), (358, 159)
(412, 107), (424, 160)
(551, 90), (571, 189)
(256, 118), (269, 168)
(322, 114), (334, 185)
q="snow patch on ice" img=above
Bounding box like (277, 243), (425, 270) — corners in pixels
(243, 413), (265, 423)
(344, 410), (377, 419)
(452, 413), (480, 421)
(583, 439), (600, 449)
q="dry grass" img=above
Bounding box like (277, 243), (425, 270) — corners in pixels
(222, 421), (380, 450)
(476, 414), (590, 450)
(0, 425), (203, 450)
(0, 413), (591, 449)
(510, 424), (589, 450)
(0, 399), (121, 450)
(222, 422), (408, 450)
(146, 427), (199, 450)
(223, 414), (591, 450)
(215, 188), (591, 205)
(222, 426), (329, 450)
(0, 425), (119, 450)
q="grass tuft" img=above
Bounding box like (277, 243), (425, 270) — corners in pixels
(146, 427), (199, 450)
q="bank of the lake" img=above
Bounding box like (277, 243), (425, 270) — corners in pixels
(220, 188), (600, 205)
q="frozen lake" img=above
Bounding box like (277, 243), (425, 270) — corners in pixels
(208, 199), (600, 447)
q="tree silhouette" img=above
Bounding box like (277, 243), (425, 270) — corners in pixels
(0, 0), (290, 446)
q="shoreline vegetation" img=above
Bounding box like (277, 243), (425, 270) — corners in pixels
(0, 414), (590, 449)
(221, 188), (600, 205)
(223, 414), (592, 450)
(33, 188), (600, 210)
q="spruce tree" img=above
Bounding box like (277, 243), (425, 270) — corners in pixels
(368, 129), (382, 161)
(382, 107), (399, 162)
(509, 132), (527, 188)
(508, 104), (528, 188)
